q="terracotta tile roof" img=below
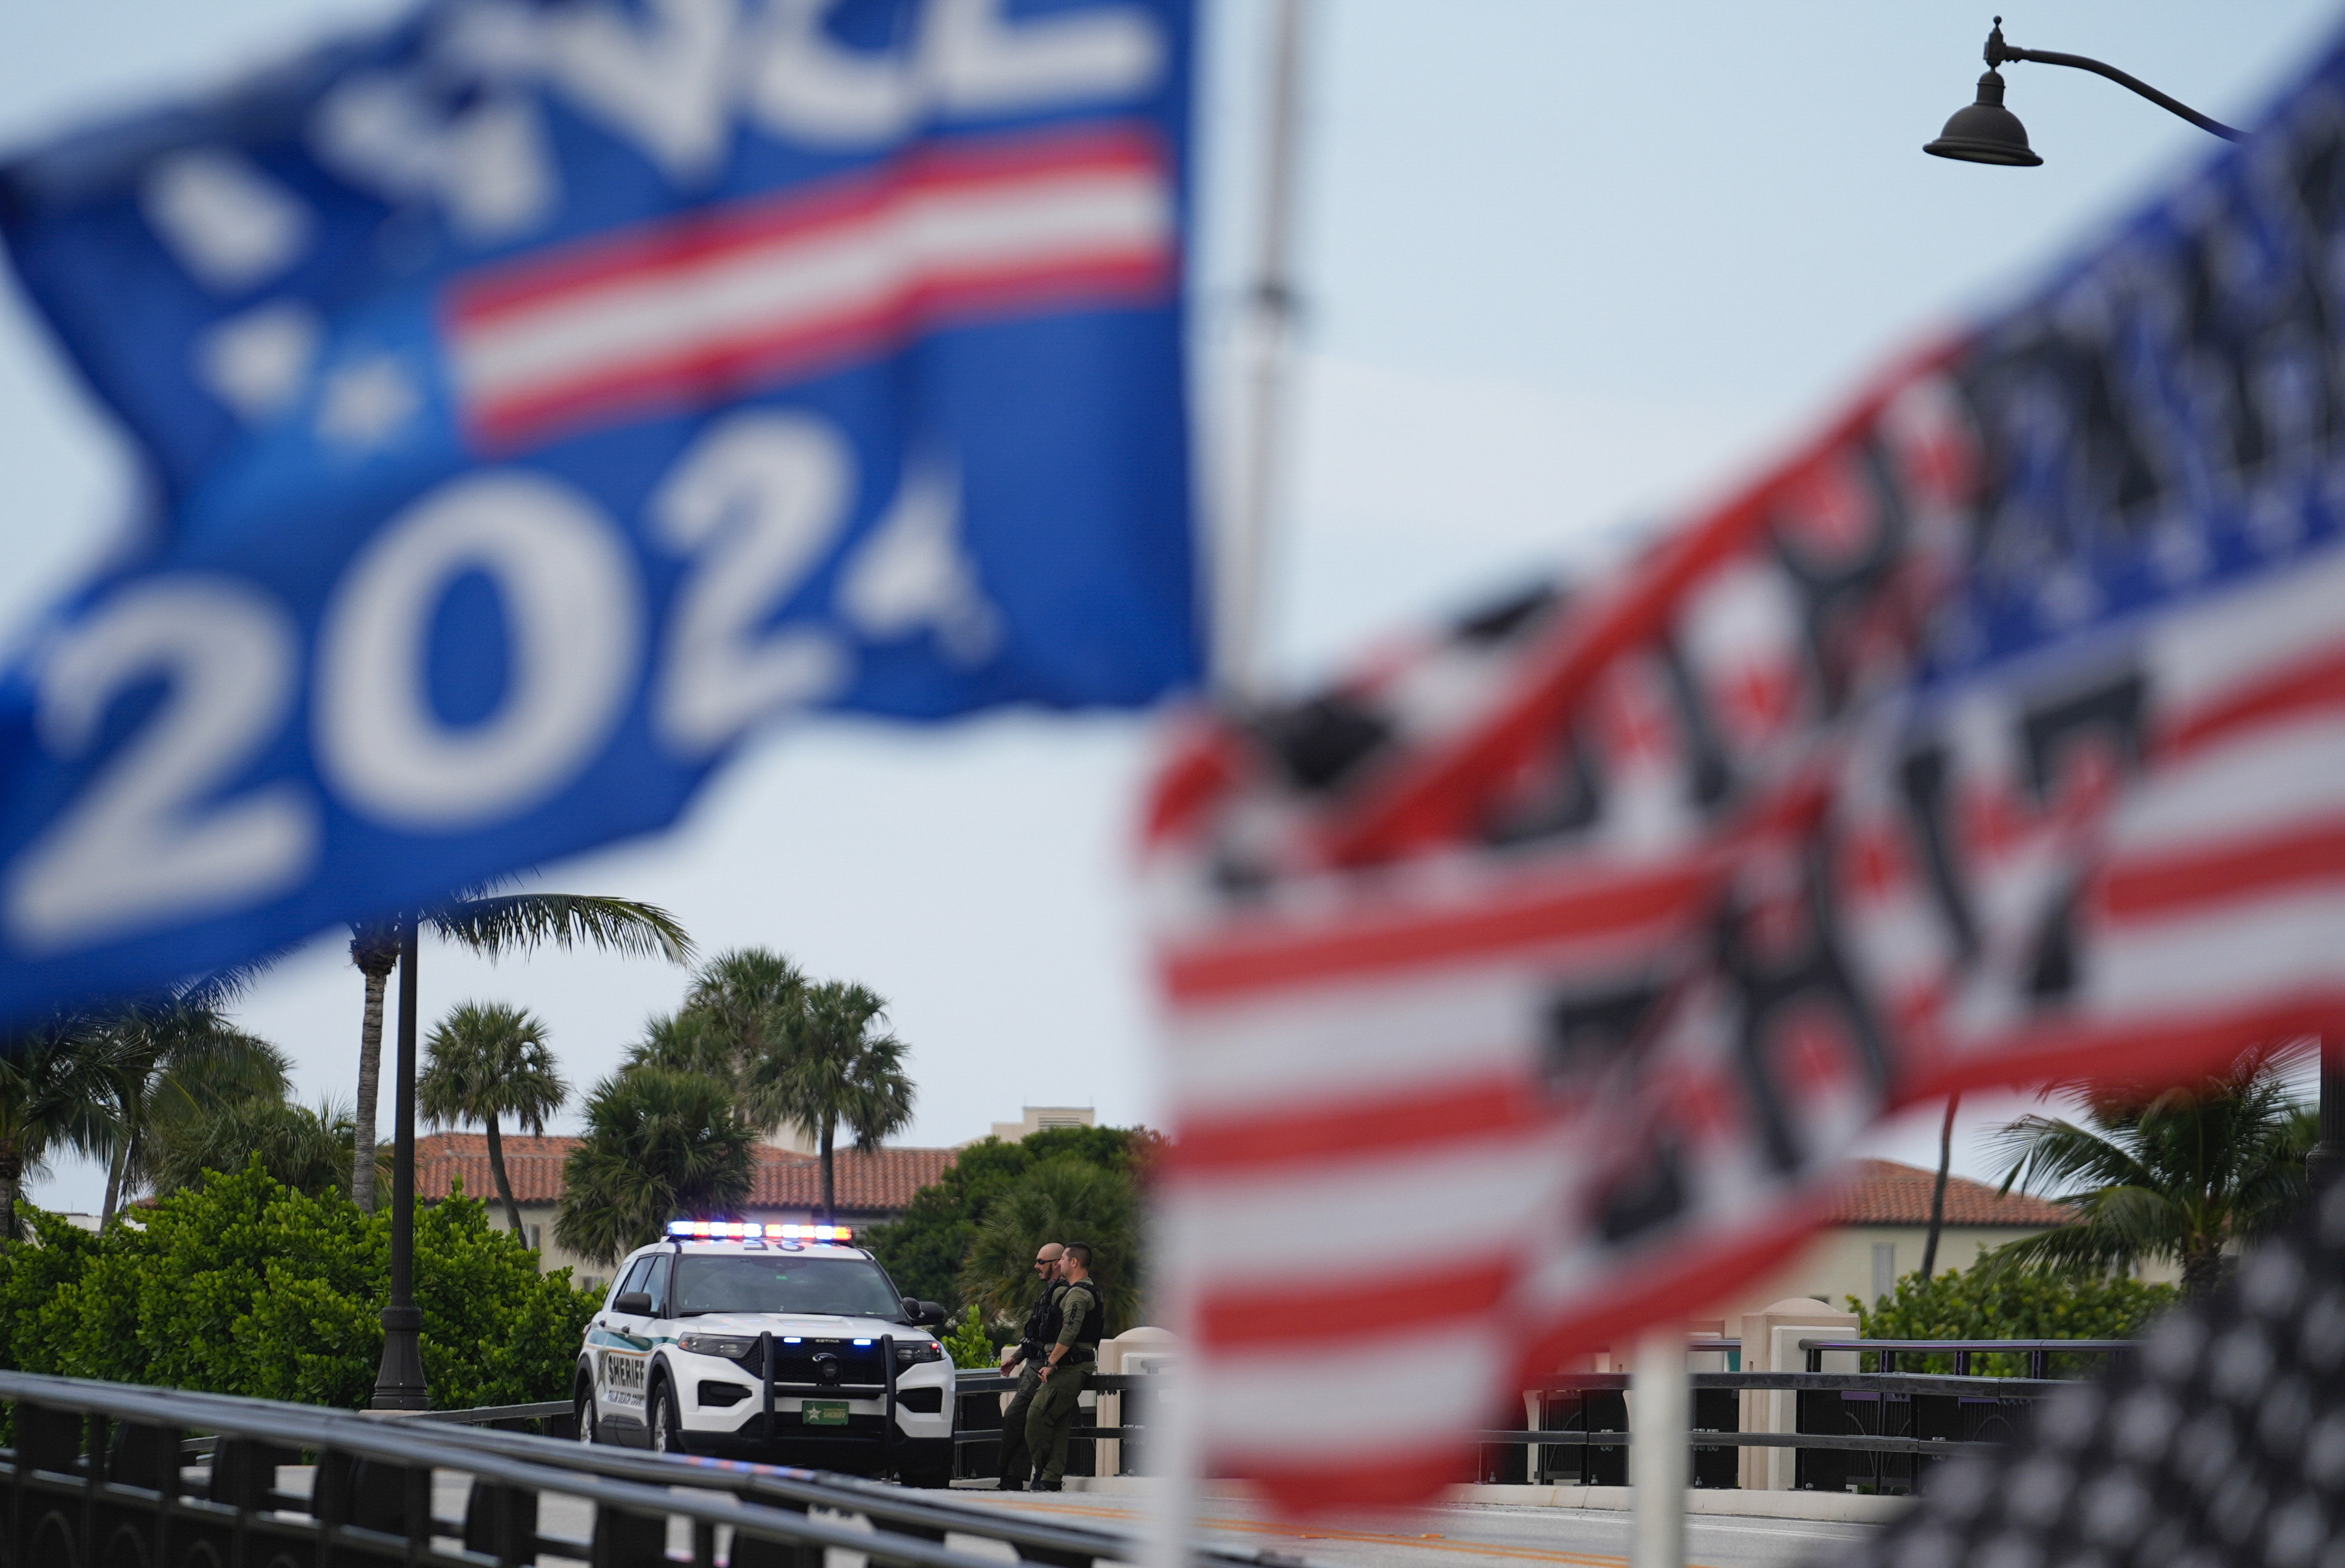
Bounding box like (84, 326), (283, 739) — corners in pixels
(748, 1144), (957, 1211)
(1829, 1159), (2076, 1228)
(413, 1133), (956, 1217)
(415, 1132), (576, 1205)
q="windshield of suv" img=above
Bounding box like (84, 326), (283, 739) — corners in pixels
(673, 1255), (905, 1319)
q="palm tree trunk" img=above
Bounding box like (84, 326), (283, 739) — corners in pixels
(2182, 1234), (2226, 1296)
(1921, 1093), (1960, 1281)
(100, 1139), (129, 1227)
(353, 964), (390, 1211)
(483, 1111), (529, 1242)
(0, 1146), (21, 1243)
(819, 1122), (836, 1224)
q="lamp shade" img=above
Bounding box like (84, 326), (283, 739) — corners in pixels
(1925, 69), (2043, 166)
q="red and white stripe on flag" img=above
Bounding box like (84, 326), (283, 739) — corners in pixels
(1143, 321), (2345, 1512)
(446, 124), (1174, 449)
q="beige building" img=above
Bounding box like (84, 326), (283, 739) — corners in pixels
(1713, 1158), (2080, 1324)
(984, 1106), (1097, 1143)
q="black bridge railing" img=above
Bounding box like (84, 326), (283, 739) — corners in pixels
(948, 1339), (2133, 1497)
(1466, 1337), (2136, 1495)
(0, 1370), (1286, 1567)
(5, 1334), (2116, 1562)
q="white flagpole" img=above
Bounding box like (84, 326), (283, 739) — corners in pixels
(1150, 20), (1314, 1568)
(1215, 0), (1311, 701)
(1140, 1331), (1202, 1568)
(1631, 1331), (1688, 1568)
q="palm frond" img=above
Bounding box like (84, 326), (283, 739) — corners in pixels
(1989, 1113), (2156, 1199)
(960, 1159), (1142, 1329)
(430, 895), (695, 963)
(1981, 1038), (2313, 1294)
(744, 979), (916, 1150)
(553, 1065), (755, 1265)
(419, 1001), (568, 1133)
(174, 934), (309, 1006)
(626, 1010), (738, 1084)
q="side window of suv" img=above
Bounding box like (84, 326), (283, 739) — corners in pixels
(611, 1255), (652, 1310)
(643, 1253), (674, 1318)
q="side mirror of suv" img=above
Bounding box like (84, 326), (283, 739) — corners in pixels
(613, 1291), (654, 1316)
(915, 1299), (949, 1327)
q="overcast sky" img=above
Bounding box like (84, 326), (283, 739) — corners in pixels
(2, 1), (2337, 1211)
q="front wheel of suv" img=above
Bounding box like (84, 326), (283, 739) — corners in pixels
(895, 1439), (955, 1489)
(649, 1379), (683, 1457)
(574, 1376), (599, 1445)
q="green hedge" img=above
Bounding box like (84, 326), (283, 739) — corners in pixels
(1850, 1265), (2178, 1377)
(0, 1161), (597, 1410)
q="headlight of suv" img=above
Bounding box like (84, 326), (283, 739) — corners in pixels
(895, 1340), (944, 1365)
(678, 1334), (760, 1359)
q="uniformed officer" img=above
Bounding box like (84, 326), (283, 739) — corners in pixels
(1024, 1240), (1105, 1492)
(993, 1242), (1065, 1491)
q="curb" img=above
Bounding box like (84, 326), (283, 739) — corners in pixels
(1044, 1476), (1912, 1523)
(1445, 1483), (1914, 1523)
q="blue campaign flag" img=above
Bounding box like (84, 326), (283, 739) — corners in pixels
(0, 0), (1199, 1023)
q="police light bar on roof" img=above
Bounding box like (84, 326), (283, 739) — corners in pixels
(664, 1221), (853, 1242)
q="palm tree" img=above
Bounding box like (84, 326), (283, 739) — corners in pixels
(347, 920), (402, 1214)
(1984, 1041), (2313, 1294)
(419, 1001), (569, 1240)
(748, 980), (915, 1223)
(553, 1066), (757, 1267)
(0, 1013), (108, 1241)
(151, 1097), (373, 1203)
(78, 992), (289, 1222)
(679, 949), (808, 1084)
(345, 892), (694, 1208)
(626, 1007), (742, 1084)
(962, 1158), (1142, 1331)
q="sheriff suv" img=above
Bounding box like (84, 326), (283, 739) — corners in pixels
(575, 1223), (954, 1485)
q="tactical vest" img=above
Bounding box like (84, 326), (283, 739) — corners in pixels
(1041, 1278), (1105, 1359)
(1018, 1280), (1065, 1359)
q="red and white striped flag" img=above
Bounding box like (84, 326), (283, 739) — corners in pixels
(1144, 30), (2345, 1515)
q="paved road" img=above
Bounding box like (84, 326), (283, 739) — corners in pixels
(297, 1465), (1877, 1568)
(956, 1491), (1880, 1568)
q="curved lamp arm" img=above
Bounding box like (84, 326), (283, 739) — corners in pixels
(1984, 17), (2243, 142)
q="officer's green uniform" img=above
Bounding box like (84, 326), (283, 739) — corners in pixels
(1024, 1275), (1103, 1489)
(997, 1278), (1066, 1489)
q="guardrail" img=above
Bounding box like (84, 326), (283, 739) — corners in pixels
(1489, 1369), (2048, 1492)
(179, 1399), (574, 1456)
(0, 1370), (1293, 1567)
(1801, 1337), (2136, 1377)
(943, 1340), (2131, 1496)
(1482, 1338), (2126, 1495)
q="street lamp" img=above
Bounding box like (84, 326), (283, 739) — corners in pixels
(1925, 17), (2243, 166)
(1920, 24), (2345, 1193)
(371, 910), (428, 1410)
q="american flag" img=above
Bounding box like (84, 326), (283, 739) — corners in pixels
(1146, 31), (2345, 1516)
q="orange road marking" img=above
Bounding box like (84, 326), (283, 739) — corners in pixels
(965, 1495), (1726, 1568)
